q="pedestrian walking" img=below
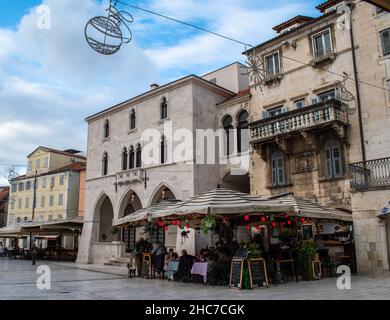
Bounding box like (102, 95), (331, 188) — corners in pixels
(31, 242), (38, 266)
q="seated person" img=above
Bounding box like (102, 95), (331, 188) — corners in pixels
(174, 250), (195, 282)
(164, 248), (175, 271)
(197, 249), (208, 262)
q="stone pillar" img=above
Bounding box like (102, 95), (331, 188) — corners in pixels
(76, 219), (99, 264)
(378, 220), (389, 271)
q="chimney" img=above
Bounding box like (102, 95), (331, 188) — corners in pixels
(150, 83), (159, 90)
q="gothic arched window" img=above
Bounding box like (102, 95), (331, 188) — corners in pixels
(136, 144), (142, 168)
(102, 152), (109, 176)
(237, 110), (249, 153)
(223, 115), (234, 156)
(122, 148), (128, 171)
(103, 119), (110, 138)
(129, 146), (135, 170)
(130, 109), (136, 130)
(160, 97), (168, 120)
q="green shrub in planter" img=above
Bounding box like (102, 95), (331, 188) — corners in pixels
(298, 242), (317, 281)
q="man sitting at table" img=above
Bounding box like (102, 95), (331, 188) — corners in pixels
(174, 250), (195, 283)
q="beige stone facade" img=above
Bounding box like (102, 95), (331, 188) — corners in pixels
(247, 0), (390, 273)
(77, 66), (250, 264)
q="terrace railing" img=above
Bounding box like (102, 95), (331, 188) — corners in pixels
(349, 157), (390, 191)
(250, 100), (348, 144)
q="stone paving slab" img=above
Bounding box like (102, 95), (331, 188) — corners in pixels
(0, 258), (389, 300)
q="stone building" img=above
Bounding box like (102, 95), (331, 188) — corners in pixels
(0, 187), (9, 228)
(77, 63), (250, 264)
(7, 147), (87, 225)
(247, 0), (390, 273)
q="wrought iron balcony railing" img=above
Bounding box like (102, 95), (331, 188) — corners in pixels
(250, 100), (348, 144)
(349, 157), (390, 191)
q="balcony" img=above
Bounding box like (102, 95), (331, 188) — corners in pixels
(349, 157), (390, 192)
(116, 169), (144, 186)
(250, 100), (348, 145)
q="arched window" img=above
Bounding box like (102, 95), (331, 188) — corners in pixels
(160, 97), (168, 120)
(136, 144), (142, 168)
(130, 109), (136, 130)
(103, 119), (110, 138)
(102, 152), (109, 176)
(223, 115), (234, 156)
(122, 148), (128, 171)
(237, 110), (249, 153)
(271, 150), (286, 186)
(129, 146), (135, 169)
(161, 136), (168, 164)
(324, 140), (343, 178)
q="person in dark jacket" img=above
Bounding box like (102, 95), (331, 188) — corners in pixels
(31, 242), (38, 266)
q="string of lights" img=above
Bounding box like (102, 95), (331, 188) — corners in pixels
(115, 0), (389, 92)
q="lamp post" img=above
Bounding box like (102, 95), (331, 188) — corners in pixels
(32, 170), (37, 221)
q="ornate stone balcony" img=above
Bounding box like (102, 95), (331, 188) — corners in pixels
(116, 169), (144, 186)
(250, 100), (348, 145)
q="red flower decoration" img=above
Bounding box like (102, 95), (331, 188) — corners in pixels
(185, 224), (190, 229)
(246, 225), (250, 230)
(261, 216), (267, 222)
(244, 215), (250, 221)
(271, 222), (277, 228)
(287, 220), (292, 225)
(300, 218), (305, 223)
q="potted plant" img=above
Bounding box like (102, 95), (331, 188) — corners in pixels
(298, 241), (317, 281)
(200, 216), (216, 235)
(110, 226), (119, 236)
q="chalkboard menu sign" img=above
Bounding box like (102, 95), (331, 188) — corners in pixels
(248, 258), (269, 288)
(229, 258), (244, 290)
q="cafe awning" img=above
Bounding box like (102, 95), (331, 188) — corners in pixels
(113, 200), (182, 226)
(378, 201), (390, 219)
(159, 188), (293, 218)
(269, 193), (353, 222)
(0, 226), (22, 238)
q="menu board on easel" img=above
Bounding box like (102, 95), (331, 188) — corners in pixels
(229, 258), (244, 290)
(248, 258), (269, 288)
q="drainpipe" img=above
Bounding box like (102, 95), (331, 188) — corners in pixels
(347, 3), (367, 163)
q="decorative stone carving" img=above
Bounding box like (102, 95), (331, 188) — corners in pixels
(332, 124), (345, 139)
(116, 169), (144, 186)
(296, 156), (314, 173)
(275, 138), (288, 154)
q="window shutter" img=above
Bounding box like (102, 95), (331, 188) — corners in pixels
(382, 29), (390, 56)
(325, 147), (333, 178)
(332, 146), (343, 177)
(271, 159), (277, 186)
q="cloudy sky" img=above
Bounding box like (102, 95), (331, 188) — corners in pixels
(0, 0), (323, 185)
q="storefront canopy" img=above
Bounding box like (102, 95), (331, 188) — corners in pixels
(113, 200), (182, 226)
(113, 188), (294, 226)
(159, 188), (293, 217)
(269, 193), (353, 222)
(378, 201), (390, 219)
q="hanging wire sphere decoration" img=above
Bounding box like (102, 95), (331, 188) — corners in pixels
(85, 1), (133, 55)
(241, 50), (267, 91)
(336, 72), (357, 115)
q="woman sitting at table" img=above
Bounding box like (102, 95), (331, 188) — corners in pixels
(197, 249), (208, 262)
(164, 248), (175, 271)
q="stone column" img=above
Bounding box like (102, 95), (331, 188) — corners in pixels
(378, 220), (389, 271)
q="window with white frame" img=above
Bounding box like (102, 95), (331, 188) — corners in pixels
(25, 198), (30, 209)
(28, 161), (32, 172)
(58, 194), (64, 206)
(268, 105), (287, 117)
(265, 52), (280, 76)
(324, 139), (343, 179)
(381, 28), (390, 56)
(18, 198), (22, 209)
(318, 89), (336, 102)
(48, 215), (53, 221)
(312, 29), (333, 58)
(271, 150), (286, 186)
(43, 157), (48, 168)
(50, 177), (55, 188)
(41, 177), (47, 189)
(12, 183), (17, 192)
(41, 195), (45, 208)
(59, 175), (65, 185)
(294, 99), (306, 109)
(49, 195), (54, 207)
(36, 159), (41, 169)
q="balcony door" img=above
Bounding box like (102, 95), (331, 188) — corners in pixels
(123, 204), (136, 253)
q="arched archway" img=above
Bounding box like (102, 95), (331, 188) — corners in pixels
(94, 194), (115, 243)
(150, 184), (176, 206)
(118, 189), (143, 254)
(220, 171), (250, 193)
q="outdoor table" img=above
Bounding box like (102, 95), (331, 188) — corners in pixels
(191, 262), (208, 284)
(166, 261), (179, 280)
(274, 259), (298, 283)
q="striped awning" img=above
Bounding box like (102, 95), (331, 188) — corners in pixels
(113, 200), (182, 226)
(156, 188), (293, 218)
(269, 193), (353, 222)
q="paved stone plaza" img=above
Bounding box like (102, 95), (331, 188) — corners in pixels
(0, 258), (390, 300)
